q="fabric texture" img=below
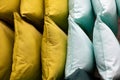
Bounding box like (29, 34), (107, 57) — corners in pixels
(65, 68), (93, 80)
(65, 16), (94, 77)
(69, 0), (94, 39)
(93, 16), (120, 80)
(0, 0), (20, 24)
(41, 16), (67, 80)
(92, 0), (118, 35)
(45, 0), (68, 33)
(10, 13), (42, 80)
(20, 0), (43, 27)
(0, 21), (14, 80)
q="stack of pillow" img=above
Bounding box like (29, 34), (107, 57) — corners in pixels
(0, 0), (120, 80)
(41, 0), (68, 79)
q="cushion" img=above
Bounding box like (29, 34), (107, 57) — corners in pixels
(10, 12), (42, 80)
(0, 0), (20, 24)
(92, 0), (118, 35)
(65, 68), (93, 80)
(93, 16), (120, 80)
(69, 0), (94, 39)
(116, 0), (120, 16)
(20, 0), (43, 27)
(45, 0), (68, 33)
(65, 16), (94, 77)
(0, 21), (14, 80)
(41, 16), (67, 80)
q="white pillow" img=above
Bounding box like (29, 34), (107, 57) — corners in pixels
(65, 16), (94, 77)
(93, 16), (120, 80)
(69, 0), (94, 39)
(92, 0), (118, 35)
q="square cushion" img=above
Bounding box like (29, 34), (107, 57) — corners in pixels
(65, 16), (94, 77)
(0, 0), (20, 24)
(0, 21), (14, 80)
(41, 16), (67, 80)
(10, 13), (42, 80)
(69, 0), (95, 39)
(45, 0), (68, 33)
(93, 16), (120, 80)
(92, 0), (118, 35)
(20, 0), (43, 27)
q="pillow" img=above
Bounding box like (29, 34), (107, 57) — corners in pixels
(41, 16), (67, 80)
(93, 16), (120, 80)
(65, 68), (93, 80)
(20, 0), (43, 27)
(10, 12), (42, 80)
(69, 0), (94, 39)
(45, 0), (68, 33)
(0, 21), (14, 80)
(116, 0), (120, 16)
(92, 0), (118, 35)
(0, 0), (20, 24)
(65, 16), (94, 77)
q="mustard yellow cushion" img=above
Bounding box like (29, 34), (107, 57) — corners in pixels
(45, 0), (68, 33)
(0, 0), (20, 24)
(10, 13), (42, 80)
(20, 0), (43, 27)
(42, 16), (67, 80)
(0, 21), (14, 80)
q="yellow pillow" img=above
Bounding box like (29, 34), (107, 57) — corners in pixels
(0, 0), (20, 24)
(10, 13), (42, 80)
(20, 0), (43, 27)
(45, 0), (68, 33)
(42, 16), (67, 80)
(0, 21), (14, 80)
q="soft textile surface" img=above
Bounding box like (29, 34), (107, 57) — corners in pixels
(65, 68), (93, 80)
(93, 16), (120, 80)
(42, 16), (67, 80)
(116, 0), (120, 16)
(0, 21), (14, 80)
(92, 0), (118, 35)
(65, 16), (94, 77)
(10, 13), (42, 80)
(0, 0), (20, 24)
(69, 0), (94, 39)
(45, 0), (68, 33)
(20, 0), (43, 27)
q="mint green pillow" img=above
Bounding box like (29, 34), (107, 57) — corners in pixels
(116, 0), (120, 16)
(93, 16), (120, 80)
(92, 0), (118, 35)
(69, 0), (94, 39)
(65, 16), (94, 77)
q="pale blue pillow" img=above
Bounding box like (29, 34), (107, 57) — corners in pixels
(92, 0), (118, 35)
(93, 16), (120, 80)
(65, 16), (94, 77)
(69, 0), (94, 39)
